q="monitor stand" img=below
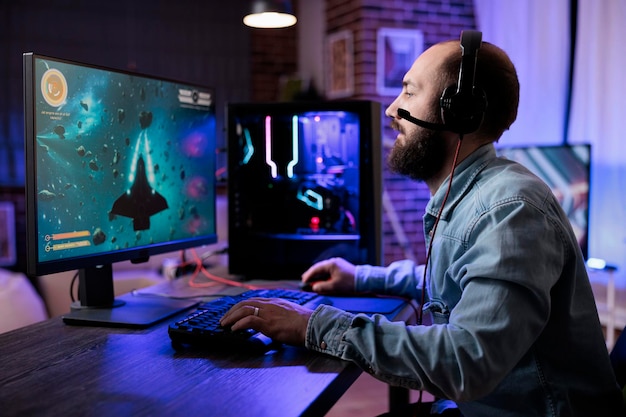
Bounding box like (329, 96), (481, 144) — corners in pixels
(62, 264), (198, 329)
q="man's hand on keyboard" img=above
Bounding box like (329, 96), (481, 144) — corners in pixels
(220, 298), (313, 346)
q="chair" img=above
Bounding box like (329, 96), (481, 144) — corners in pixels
(0, 269), (48, 333)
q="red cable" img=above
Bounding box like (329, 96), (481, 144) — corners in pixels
(186, 248), (263, 290)
(417, 137), (464, 325)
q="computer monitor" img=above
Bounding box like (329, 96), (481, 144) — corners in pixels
(227, 100), (382, 280)
(23, 53), (218, 327)
(497, 144), (591, 259)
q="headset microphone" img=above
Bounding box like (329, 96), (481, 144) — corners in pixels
(397, 108), (446, 131)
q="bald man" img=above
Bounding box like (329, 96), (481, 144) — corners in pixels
(222, 34), (624, 417)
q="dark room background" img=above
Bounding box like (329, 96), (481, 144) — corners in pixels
(2, 0), (624, 278)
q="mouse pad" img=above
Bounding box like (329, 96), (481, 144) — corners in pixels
(324, 296), (406, 314)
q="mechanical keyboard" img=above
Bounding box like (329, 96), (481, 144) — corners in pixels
(168, 288), (325, 352)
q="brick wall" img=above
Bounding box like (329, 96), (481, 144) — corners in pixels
(250, 26), (299, 102)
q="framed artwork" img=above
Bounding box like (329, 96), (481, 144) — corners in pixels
(0, 202), (16, 266)
(376, 28), (424, 96)
(327, 30), (354, 99)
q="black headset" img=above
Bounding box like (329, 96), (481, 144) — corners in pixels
(439, 30), (487, 134)
(398, 30), (488, 135)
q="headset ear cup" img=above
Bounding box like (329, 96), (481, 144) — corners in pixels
(440, 84), (458, 128)
(439, 30), (487, 135)
(466, 86), (487, 133)
(440, 83), (487, 134)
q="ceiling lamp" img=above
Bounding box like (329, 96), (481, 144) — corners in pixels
(243, 0), (297, 29)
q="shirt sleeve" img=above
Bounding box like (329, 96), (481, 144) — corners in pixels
(355, 260), (424, 299)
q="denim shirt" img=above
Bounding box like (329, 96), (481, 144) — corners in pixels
(305, 144), (624, 417)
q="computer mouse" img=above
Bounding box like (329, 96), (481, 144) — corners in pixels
(299, 274), (329, 292)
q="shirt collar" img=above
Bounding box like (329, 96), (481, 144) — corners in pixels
(425, 143), (497, 220)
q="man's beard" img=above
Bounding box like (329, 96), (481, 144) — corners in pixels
(387, 123), (446, 181)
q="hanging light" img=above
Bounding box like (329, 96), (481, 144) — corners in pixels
(243, 0), (297, 29)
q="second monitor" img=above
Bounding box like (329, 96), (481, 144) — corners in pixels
(227, 101), (382, 280)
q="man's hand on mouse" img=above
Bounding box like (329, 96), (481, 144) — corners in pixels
(300, 257), (357, 294)
(220, 298), (312, 346)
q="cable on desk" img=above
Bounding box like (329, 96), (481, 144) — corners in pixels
(131, 247), (262, 297)
(183, 248), (264, 290)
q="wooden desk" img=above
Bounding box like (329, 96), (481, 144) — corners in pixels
(0, 277), (412, 417)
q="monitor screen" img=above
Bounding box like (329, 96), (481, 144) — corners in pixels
(227, 100), (382, 280)
(497, 144), (591, 259)
(23, 53), (218, 326)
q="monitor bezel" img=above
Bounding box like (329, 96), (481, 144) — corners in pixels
(23, 52), (219, 278)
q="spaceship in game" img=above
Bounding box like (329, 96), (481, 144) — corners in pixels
(111, 155), (168, 231)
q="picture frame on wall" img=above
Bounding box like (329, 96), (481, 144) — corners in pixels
(0, 202), (16, 266)
(327, 30), (354, 99)
(377, 28), (424, 96)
